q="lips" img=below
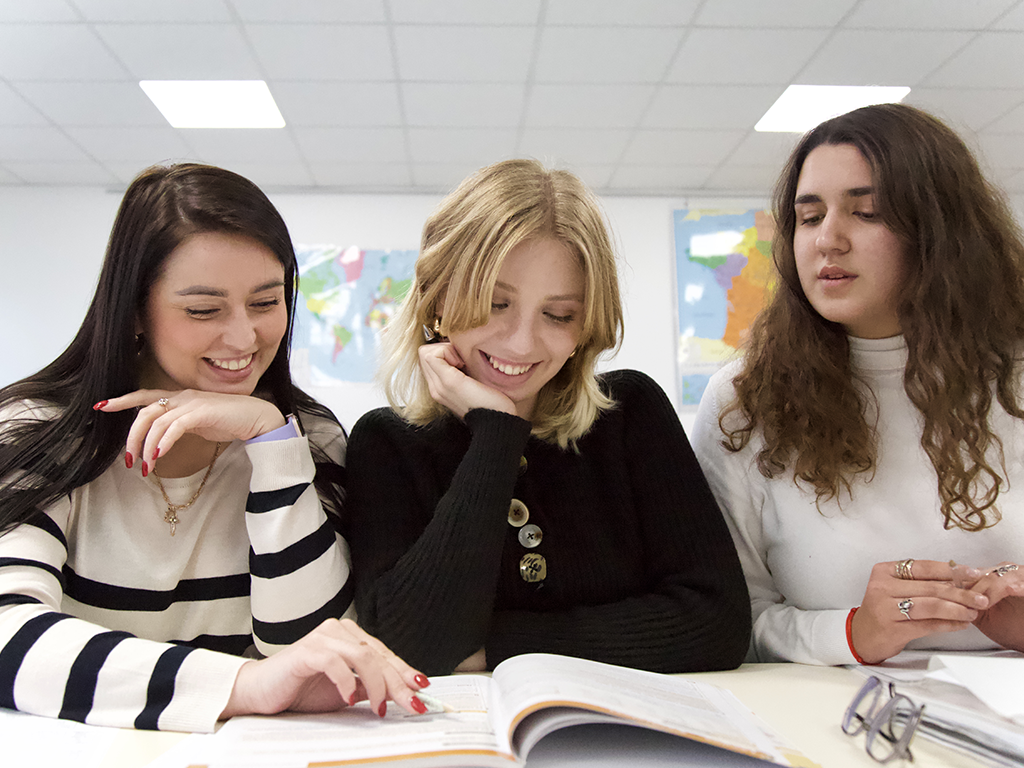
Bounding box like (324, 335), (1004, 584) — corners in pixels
(819, 265), (855, 280)
(206, 354), (253, 372)
(485, 353), (534, 377)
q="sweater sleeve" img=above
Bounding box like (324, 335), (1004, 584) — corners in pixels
(347, 409), (532, 675)
(484, 371), (751, 673)
(244, 417), (354, 655)
(692, 366), (857, 666)
(0, 501), (246, 732)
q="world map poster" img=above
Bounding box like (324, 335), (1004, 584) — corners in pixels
(292, 244), (417, 384)
(675, 209), (775, 407)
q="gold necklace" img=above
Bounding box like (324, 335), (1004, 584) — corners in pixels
(152, 442), (224, 537)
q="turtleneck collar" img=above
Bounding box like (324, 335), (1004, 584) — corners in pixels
(848, 334), (908, 372)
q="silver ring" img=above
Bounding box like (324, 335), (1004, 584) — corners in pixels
(898, 598), (914, 619)
(993, 564), (1019, 577)
(895, 558), (915, 580)
(157, 397), (170, 409)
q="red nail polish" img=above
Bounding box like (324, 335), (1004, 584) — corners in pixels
(347, 692), (356, 707)
(411, 696), (427, 715)
(377, 702), (387, 718)
(414, 674), (430, 688)
(125, 452), (133, 469)
(153, 447), (161, 460)
(141, 461), (148, 478)
(93, 400), (108, 411)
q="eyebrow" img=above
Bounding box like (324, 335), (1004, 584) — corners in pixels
(794, 187), (874, 205)
(175, 280), (285, 297)
(494, 280), (583, 302)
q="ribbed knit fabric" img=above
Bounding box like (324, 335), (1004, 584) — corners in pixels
(347, 369), (751, 676)
(0, 410), (352, 731)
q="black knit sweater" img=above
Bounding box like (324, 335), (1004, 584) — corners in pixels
(346, 370), (750, 676)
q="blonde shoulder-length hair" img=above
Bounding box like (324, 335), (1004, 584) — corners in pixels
(378, 158), (623, 448)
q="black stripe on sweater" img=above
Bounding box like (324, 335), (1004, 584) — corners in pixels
(59, 630), (134, 722)
(176, 633), (253, 656)
(63, 569), (249, 612)
(0, 594), (42, 607)
(0, 557), (64, 588)
(134, 644), (195, 731)
(0, 612), (68, 709)
(247, 483), (308, 514)
(252, 581), (353, 646)
(249, 520), (336, 579)
(24, 513), (68, 551)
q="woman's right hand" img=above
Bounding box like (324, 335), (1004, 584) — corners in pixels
(220, 619), (430, 720)
(418, 342), (517, 419)
(851, 559), (988, 663)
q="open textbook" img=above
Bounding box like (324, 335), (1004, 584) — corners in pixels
(156, 653), (815, 768)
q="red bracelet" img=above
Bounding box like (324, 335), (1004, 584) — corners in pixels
(847, 607), (866, 664)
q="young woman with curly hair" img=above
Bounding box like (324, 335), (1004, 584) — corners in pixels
(693, 103), (1024, 665)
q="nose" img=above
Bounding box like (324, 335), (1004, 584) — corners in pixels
(504, 311), (539, 357)
(815, 212), (849, 254)
(222, 309), (257, 351)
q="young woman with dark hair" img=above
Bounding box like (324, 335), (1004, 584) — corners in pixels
(693, 103), (1024, 666)
(0, 163), (427, 730)
(347, 159), (751, 677)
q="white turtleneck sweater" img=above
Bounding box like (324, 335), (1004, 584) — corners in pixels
(692, 336), (1024, 665)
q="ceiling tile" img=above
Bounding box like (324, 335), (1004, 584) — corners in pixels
(63, 126), (192, 161)
(16, 82), (165, 125)
(642, 85), (782, 129)
(409, 127), (517, 164)
(843, 0), (1017, 29)
(798, 30), (972, 86)
(984, 99), (1024, 131)
(992, 2), (1024, 29)
(726, 131), (801, 167)
(525, 85), (656, 128)
(0, 164), (23, 182)
(0, 126), (93, 161)
(310, 162), (412, 188)
(545, 0), (699, 26)
(608, 164), (715, 191)
(702, 164), (780, 193)
(1003, 168), (1024, 192)
(216, 160), (317, 188)
(975, 132), (1024, 171)
(924, 32), (1024, 88)
(410, 162), (482, 190)
(0, 0), (77, 22)
(694, 0), (855, 28)
(562, 164), (615, 190)
(179, 128), (304, 164)
(622, 129), (745, 165)
(389, 0), (540, 24)
(2, 160), (118, 184)
(94, 23), (262, 79)
(534, 27), (682, 83)
(667, 28), (828, 84)
(271, 82), (402, 126)
(0, 23), (128, 79)
(518, 128), (631, 165)
(904, 88), (1024, 132)
(0, 83), (48, 125)
(394, 26), (535, 81)
(230, 0), (386, 23)
(72, 0), (232, 22)
(247, 24), (395, 80)
(403, 83), (526, 127)
(292, 127), (406, 162)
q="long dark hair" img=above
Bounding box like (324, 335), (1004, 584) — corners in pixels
(0, 163), (345, 535)
(721, 103), (1024, 531)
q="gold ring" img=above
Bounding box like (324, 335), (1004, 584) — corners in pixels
(157, 397), (169, 409)
(895, 558), (915, 580)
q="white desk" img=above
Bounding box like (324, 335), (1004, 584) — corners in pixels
(89, 663), (978, 768)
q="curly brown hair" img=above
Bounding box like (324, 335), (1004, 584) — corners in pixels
(720, 103), (1024, 531)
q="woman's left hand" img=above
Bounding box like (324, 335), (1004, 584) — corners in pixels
(970, 561), (1024, 652)
(97, 389), (287, 469)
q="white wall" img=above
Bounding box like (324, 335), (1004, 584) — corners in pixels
(0, 186), (727, 434)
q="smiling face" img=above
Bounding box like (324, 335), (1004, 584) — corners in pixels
(447, 236), (585, 420)
(139, 231), (288, 395)
(793, 143), (908, 339)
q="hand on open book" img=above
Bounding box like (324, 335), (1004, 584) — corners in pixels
(220, 618), (429, 720)
(851, 559), (988, 663)
(971, 561), (1024, 652)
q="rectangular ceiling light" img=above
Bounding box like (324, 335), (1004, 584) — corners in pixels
(140, 80), (285, 128)
(755, 85), (911, 133)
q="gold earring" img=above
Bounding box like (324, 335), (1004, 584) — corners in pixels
(434, 318), (442, 334)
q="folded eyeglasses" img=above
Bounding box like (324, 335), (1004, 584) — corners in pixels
(842, 676), (925, 763)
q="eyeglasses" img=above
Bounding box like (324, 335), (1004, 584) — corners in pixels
(842, 676), (925, 763)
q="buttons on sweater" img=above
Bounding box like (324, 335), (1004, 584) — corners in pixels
(508, 499), (529, 527)
(518, 523), (542, 548)
(519, 455), (528, 476)
(519, 553), (547, 582)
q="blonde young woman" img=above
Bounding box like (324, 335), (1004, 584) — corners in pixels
(693, 104), (1024, 666)
(346, 159), (750, 676)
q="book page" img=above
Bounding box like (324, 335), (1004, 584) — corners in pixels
(490, 654), (809, 767)
(165, 676), (516, 768)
